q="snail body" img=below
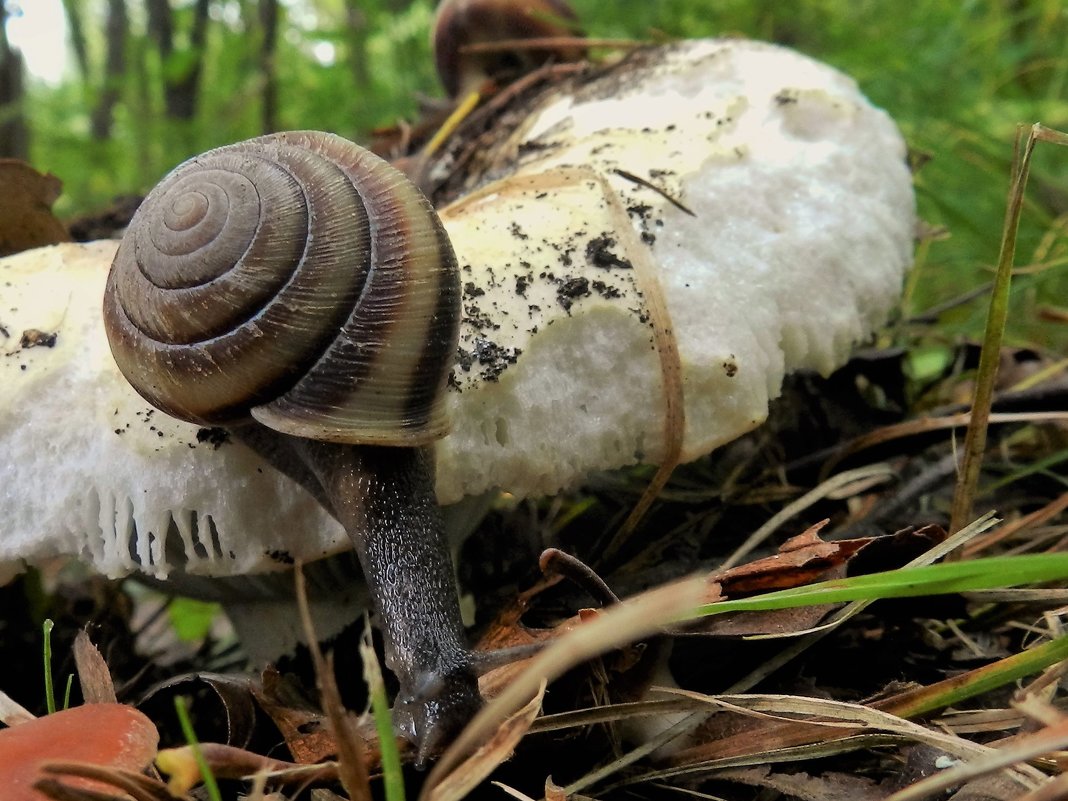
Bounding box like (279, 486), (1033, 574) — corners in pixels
(104, 131), (476, 757)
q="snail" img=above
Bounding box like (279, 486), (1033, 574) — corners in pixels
(433, 0), (585, 98)
(102, 130), (478, 759)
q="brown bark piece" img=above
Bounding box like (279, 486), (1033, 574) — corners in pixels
(0, 160), (71, 257)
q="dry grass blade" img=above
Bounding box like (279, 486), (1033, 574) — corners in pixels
(607, 631), (1068, 794)
(491, 781), (541, 801)
(0, 688), (35, 726)
(294, 563), (372, 801)
(425, 681), (546, 801)
(421, 575), (709, 799)
(531, 697), (705, 734)
(949, 123), (1068, 533)
(884, 713), (1068, 801)
(963, 491), (1068, 557)
(39, 762), (175, 801)
(652, 634), (1068, 774)
(820, 411), (1068, 479)
(633, 693), (1043, 792)
(564, 166), (687, 554)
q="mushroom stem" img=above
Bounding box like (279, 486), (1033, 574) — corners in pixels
(237, 425), (481, 760)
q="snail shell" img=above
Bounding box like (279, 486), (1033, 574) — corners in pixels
(103, 131), (459, 446)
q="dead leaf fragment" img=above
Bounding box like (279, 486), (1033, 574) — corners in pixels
(73, 630), (118, 704)
(0, 160), (70, 257)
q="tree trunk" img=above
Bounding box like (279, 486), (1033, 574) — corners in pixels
(0, 1), (28, 159)
(259, 0), (279, 133)
(91, 0), (128, 140)
(344, 0), (371, 92)
(146, 0), (210, 121)
(60, 0), (92, 83)
(145, 0), (174, 58)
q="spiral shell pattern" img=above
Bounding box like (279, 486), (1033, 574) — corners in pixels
(103, 131), (459, 446)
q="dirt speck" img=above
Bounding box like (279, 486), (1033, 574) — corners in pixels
(19, 329), (57, 349)
(196, 427), (230, 449)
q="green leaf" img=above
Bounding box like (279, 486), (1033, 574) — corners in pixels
(168, 598), (221, 642)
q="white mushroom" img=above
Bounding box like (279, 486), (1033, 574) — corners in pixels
(0, 241), (346, 582)
(434, 38), (914, 503)
(0, 39), (914, 593)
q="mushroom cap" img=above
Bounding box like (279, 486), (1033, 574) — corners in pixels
(0, 703), (158, 800)
(0, 241), (345, 581)
(433, 38), (914, 502)
(0, 38), (914, 580)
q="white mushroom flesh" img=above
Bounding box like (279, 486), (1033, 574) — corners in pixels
(0, 242), (345, 580)
(435, 39), (914, 502)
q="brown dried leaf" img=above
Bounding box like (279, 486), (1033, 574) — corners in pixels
(0, 159), (70, 257)
(73, 631), (117, 704)
(687, 524), (947, 637)
(477, 525), (945, 688)
(692, 600), (839, 638)
(252, 668), (340, 765)
(711, 520), (870, 596)
(156, 742), (336, 793)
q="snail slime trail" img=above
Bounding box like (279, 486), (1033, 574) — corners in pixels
(102, 130), (477, 760)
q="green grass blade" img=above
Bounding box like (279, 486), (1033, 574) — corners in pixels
(694, 553), (1068, 617)
(360, 624), (406, 801)
(174, 695), (223, 801)
(62, 674), (74, 711)
(888, 633), (1068, 719)
(42, 619), (55, 715)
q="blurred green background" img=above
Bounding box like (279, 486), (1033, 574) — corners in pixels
(2, 0), (1066, 348)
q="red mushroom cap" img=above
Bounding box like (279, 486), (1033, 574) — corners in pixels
(0, 703), (158, 800)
